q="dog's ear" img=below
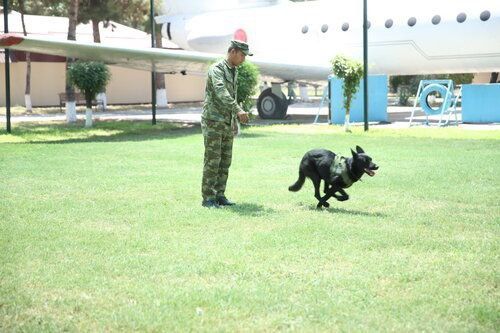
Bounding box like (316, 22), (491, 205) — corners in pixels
(356, 145), (365, 154)
(351, 148), (357, 157)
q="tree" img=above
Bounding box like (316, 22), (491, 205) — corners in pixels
(143, 1), (168, 107)
(115, 0), (149, 29)
(79, 0), (120, 43)
(331, 55), (363, 132)
(10, 1), (69, 113)
(68, 61), (111, 127)
(237, 61), (260, 114)
(16, 0), (68, 16)
(78, 0), (121, 109)
(65, 0), (79, 123)
(11, 0), (32, 112)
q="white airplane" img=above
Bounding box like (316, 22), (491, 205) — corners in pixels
(1, 0), (499, 118)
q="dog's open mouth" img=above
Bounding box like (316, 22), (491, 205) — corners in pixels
(364, 168), (376, 177)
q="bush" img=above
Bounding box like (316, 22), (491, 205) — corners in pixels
(68, 61), (111, 108)
(237, 61), (260, 113)
(331, 55), (363, 115)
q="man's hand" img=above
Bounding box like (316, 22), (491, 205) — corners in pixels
(237, 111), (249, 124)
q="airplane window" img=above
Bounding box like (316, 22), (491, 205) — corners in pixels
(432, 15), (441, 25)
(480, 10), (490, 21)
(408, 17), (417, 27)
(302, 25), (309, 34)
(385, 19), (393, 28)
(457, 13), (467, 23)
(342, 23), (349, 31)
(321, 24), (328, 33)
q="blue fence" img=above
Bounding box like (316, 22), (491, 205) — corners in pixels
(462, 84), (500, 123)
(329, 75), (388, 124)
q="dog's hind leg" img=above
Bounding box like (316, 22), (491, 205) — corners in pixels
(323, 180), (330, 194)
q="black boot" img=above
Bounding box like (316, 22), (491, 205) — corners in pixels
(202, 199), (220, 208)
(217, 196), (235, 206)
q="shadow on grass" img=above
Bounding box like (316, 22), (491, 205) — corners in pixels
(2, 121), (270, 144)
(2, 120), (200, 144)
(225, 202), (276, 217)
(236, 131), (269, 139)
(302, 203), (386, 217)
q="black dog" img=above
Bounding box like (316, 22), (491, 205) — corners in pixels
(289, 146), (378, 208)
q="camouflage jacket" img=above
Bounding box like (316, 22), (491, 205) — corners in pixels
(202, 59), (244, 123)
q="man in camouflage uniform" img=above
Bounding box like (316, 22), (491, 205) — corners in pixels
(201, 40), (252, 208)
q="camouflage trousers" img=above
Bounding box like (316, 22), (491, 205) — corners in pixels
(201, 118), (234, 200)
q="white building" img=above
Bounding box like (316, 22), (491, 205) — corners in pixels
(0, 10), (206, 107)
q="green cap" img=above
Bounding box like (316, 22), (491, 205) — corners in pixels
(230, 40), (253, 56)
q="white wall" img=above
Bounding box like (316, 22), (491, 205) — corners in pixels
(0, 62), (206, 107)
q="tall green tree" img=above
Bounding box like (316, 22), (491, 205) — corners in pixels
(17, 0), (68, 16)
(143, 1), (168, 107)
(11, 0), (32, 112)
(115, 0), (149, 29)
(65, 0), (79, 123)
(78, 0), (120, 109)
(78, 0), (120, 43)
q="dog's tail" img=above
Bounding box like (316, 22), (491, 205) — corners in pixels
(289, 170), (306, 192)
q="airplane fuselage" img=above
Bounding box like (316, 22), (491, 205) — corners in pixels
(159, 0), (500, 80)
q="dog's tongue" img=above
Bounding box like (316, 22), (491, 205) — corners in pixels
(364, 169), (375, 177)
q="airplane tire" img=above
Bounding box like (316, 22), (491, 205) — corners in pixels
(257, 88), (288, 119)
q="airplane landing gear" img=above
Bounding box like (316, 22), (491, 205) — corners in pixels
(257, 87), (288, 119)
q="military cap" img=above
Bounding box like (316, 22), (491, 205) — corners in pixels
(230, 40), (253, 56)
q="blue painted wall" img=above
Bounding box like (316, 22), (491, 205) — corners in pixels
(462, 84), (500, 123)
(329, 75), (388, 124)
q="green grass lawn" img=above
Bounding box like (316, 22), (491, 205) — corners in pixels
(1, 121), (499, 332)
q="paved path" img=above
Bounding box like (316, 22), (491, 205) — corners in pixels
(2, 102), (499, 130)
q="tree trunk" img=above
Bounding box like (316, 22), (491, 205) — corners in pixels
(19, 0), (32, 113)
(65, 0), (79, 123)
(92, 19), (101, 43)
(155, 28), (168, 107)
(345, 97), (351, 132)
(92, 18), (106, 110)
(85, 95), (93, 128)
(24, 52), (32, 112)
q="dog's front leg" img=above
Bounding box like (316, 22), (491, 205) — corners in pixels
(318, 187), (339, 208)
(316, 191), (331, 209)
(335, 188), (349, 201)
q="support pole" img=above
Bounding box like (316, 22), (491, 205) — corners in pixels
(3, 0), (11, 133)
(363, 0), (368, 131)
(150, 0), (156, 125)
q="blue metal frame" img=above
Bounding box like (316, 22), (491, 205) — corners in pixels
(409, 80), (460, 127)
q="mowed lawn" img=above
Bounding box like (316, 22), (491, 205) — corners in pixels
(0, 121), (498, 332)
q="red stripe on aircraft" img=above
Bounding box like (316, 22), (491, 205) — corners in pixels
(0, 34), (24, 47)
(234, 29), (247, 42)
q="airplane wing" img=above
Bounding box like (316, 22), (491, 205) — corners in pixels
(0, 34), (329, 81)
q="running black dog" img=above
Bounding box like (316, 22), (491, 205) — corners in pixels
(289, 146), (378, 208)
